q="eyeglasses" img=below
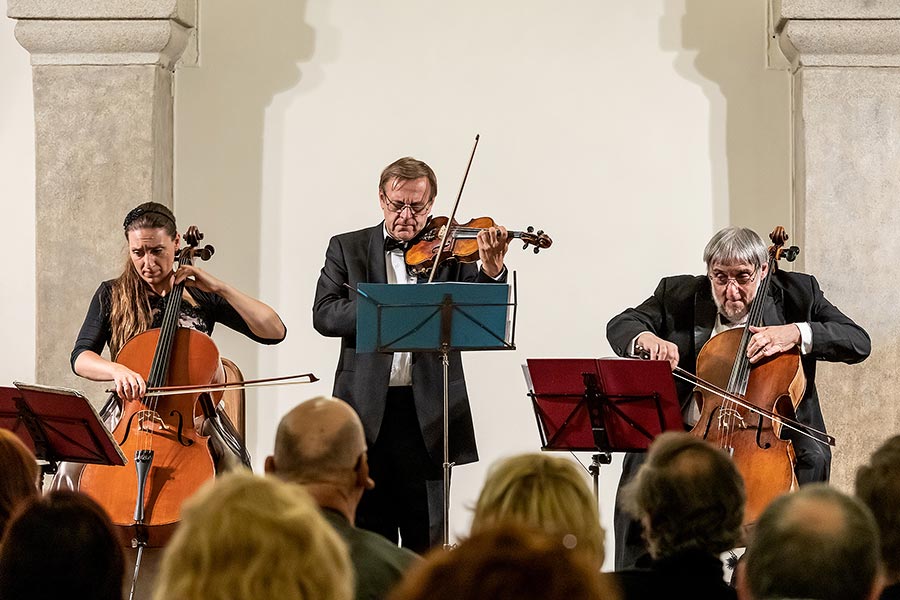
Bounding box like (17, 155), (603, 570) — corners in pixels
(708, 269), (758, 287)
(380, 191), (432, 216)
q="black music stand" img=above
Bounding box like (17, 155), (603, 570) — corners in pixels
(357, 280), (516, 549)
(523, 358), (683, 499)
(0, 382), (126, 488)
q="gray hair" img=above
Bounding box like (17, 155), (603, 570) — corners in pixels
(703, 227), (768, 270)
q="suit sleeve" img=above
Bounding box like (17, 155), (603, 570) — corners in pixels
(313, 235), (357, 338)
(805, 276), (870, 364)
(607, 278), (668, 356)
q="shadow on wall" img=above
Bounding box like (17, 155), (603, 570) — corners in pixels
(174, 0), (317, 446)
(659, 0), (790, 234)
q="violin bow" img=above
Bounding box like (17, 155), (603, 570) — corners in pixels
(427, 134), (480, 283)
(106, 373), (319, 397)
(670, 366), (836, 447)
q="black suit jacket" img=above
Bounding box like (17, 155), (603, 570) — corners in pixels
(313, 222), (504, 466)
(606, 270), (870, 440)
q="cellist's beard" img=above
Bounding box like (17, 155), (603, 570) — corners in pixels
(713, 294), (750, 324)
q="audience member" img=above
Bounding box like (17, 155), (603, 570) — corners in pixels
(615, 431), (745, 599)
(856, 435), (900, 600)
(739, 483), (881, 600)
(0, 489), (124, 600)
(470, 452), (606, 568)
(0, 428), (39, 537)
(266, 395), (418, 600)
(388, 523), (618, 600)
(153, 470), (352, 600)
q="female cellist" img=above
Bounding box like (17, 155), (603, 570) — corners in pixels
(66, 201), (286, 476)
(605, 226), (871, 569)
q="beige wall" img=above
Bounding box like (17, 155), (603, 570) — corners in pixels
(0, 6), (35, 384)
(5, 0), (792, 568)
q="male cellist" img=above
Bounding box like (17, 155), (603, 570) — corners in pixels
(605, 226), (870, 569)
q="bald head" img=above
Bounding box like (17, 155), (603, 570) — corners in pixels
(743, 484), (880, 600)
(269, 396), (367, 486)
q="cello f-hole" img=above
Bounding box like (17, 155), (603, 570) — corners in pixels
(168, 410), (193, 447)
(755, 417), (772, 450)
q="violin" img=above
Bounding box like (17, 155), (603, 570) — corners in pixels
(405, 215), (552, 276)
(80, 225), (221, 551)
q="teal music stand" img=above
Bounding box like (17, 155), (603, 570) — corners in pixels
(357, 280), (516, 548)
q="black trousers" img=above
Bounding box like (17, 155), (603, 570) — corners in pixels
(355, 386), (443, 554)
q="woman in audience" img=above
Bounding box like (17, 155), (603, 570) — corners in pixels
(0, 428), (39, 537)
(0, 490), (124, 600)
(470, 452), (606, 568)
(153, 471), (352, 600)
(614, 431), (744, 599)
(388, 523), (618, 600)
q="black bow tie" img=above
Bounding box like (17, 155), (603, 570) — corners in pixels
(384, 236), (408, 253)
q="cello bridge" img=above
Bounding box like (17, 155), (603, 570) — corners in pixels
(137, 409), (170, 432)
(717, 408), (746, 429)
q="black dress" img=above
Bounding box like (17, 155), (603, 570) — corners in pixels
(69, 280), (285, 469)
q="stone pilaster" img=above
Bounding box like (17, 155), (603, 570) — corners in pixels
(8, 0), (195, 400)
(772, 0), (900, 492)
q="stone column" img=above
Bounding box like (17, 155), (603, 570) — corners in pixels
(772, 0), (900, 491)
(8, 0), (195, 401)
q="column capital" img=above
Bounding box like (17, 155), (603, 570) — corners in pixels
(771, 0), (900, 69)
(8, 0), (197, 69)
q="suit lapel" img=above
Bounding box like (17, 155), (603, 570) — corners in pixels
(760, 275), (785, 326)
(367, 223), (388, 285)
(694, 278), (717, 357)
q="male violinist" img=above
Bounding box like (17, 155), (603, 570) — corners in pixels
(312, 156), (509, 552)
(605, 226), (870, 569)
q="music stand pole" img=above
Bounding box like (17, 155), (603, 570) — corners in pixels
(440, 295), (453, 550)
(588, 451), (611, 504)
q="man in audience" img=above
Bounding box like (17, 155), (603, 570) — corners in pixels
(739, 484), (881, 600)
(266, 395), (418, 600)
(614, 431), (744, 599)
(856, 435), (900, 600)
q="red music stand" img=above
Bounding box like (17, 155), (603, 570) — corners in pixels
(524, 358), (684, 497)
(0, 382), (126, 487)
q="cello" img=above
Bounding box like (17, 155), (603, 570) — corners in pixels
(80, 225), (220, 552)
(687, 226), (804, 528)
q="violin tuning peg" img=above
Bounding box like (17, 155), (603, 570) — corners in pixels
(522, 242), (529, 251)
(533, 247), (540, 255)
(527, 226), (534, 233)
(537, 230), (544, 236)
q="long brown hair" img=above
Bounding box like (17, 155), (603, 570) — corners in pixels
(108, 202), (177, 357)
(0, 429), (38, 538)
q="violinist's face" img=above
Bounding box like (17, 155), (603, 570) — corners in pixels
(709, 260), (768, 323)
(379, 176), (433, 241)
(128, 227), (180, 294)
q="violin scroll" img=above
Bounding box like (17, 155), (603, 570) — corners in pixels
(522, 226), (552, 254)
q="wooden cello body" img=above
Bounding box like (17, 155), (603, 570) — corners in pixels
(691, 328), (804, 527)
(79, 227), (219, 549)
